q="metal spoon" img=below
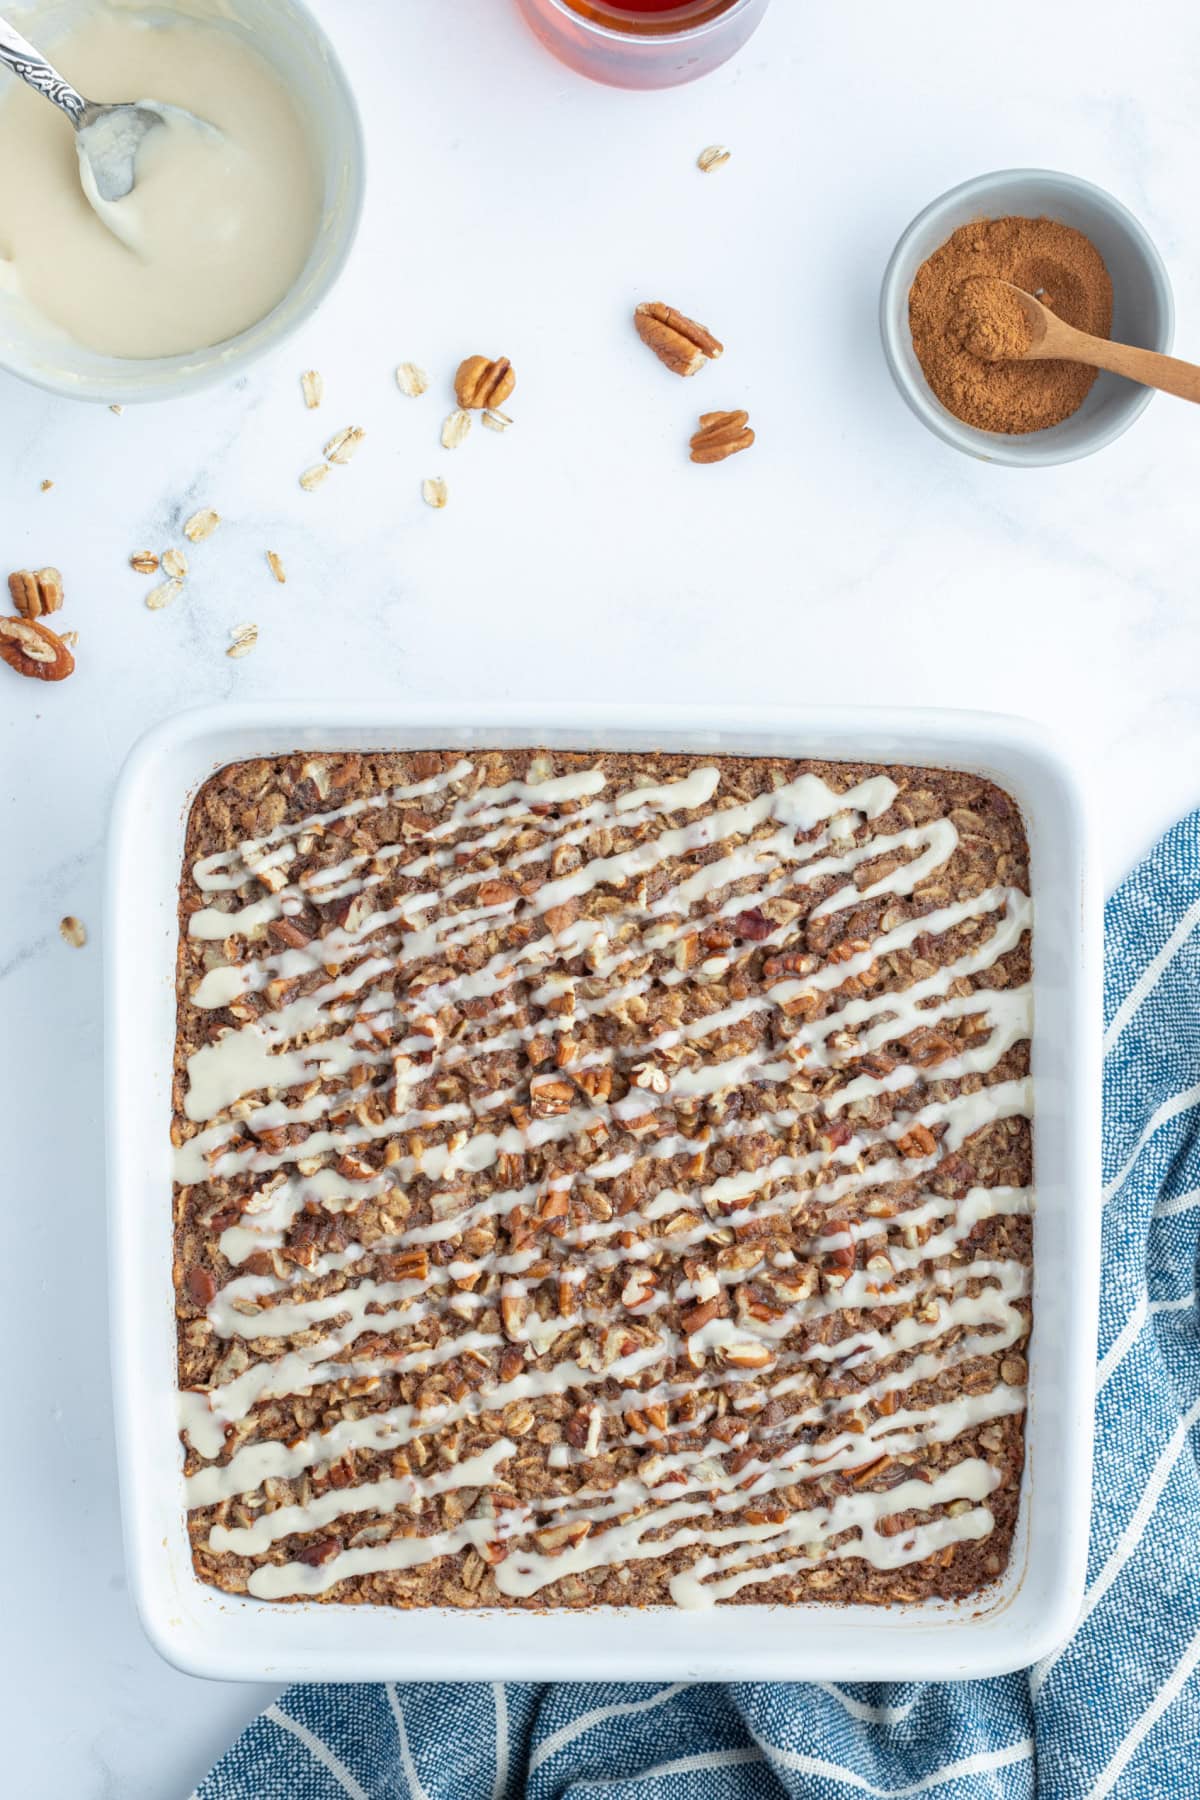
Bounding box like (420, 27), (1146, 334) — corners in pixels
(0, 11), (214, 206)
(1001, 282), (1200, 406)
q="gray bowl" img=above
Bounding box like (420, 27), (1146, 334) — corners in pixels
(880, 169), (1174, 466)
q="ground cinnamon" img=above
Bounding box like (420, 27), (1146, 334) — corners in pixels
(908, 216), (1113, 433)
(954, 278), (1034, 363)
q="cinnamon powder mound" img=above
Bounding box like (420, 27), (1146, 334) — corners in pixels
(954, 277), (1034, 363)
(908, 216), (1113, 434)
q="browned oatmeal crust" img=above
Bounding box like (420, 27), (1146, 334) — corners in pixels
(172, 750), (1032, 1610)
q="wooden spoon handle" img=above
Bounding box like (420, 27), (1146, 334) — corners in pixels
(1070, 335), (1200, 405)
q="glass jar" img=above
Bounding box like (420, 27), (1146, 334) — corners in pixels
(514, 0), (770, 90)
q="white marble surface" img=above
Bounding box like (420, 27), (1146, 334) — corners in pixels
(3, 0), (1199, 1793)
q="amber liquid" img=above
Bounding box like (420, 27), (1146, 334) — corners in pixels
(555, 0), (742, 34)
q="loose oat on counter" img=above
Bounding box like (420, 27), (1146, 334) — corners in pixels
(697, 144), (731, 174)
(173, 749), (1032, 1612)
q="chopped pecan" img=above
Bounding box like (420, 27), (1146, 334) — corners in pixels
(380, 1247), (429, 1283)
(530, 1074), (575, 1118)
(631, 1061), (669, 1094)
(543, 899), (579, 937)
(538, 1189), (570, 1223)
(903, 1026), (957, 1068)
(723, 1341), (773, 1369)
(478, 879), (519, 907)
(185, 1266), (217, 1307)
(501, 1294), (527, 1340)
(336, 1151), (377, 1181)
(573, 1065), (613, 1104)
(634, 301), (723, 376)
(819, 1118), (853, 1152)
(821, 1244), (856, 1289)
(896, 1123), (938, 1159)
(681, 1296), (722, 1334)
(849, 1455), (894, 1486)
(267, 918), (313, 951)
(295, 1537), (341, 1567)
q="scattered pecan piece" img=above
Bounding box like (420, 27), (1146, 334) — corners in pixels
(634, 301), (723, 376)
(690, 409), (755, 464)
(9, 567), (63, 618)
(455, 356), (515, 411)
(0, 615), (75, 681)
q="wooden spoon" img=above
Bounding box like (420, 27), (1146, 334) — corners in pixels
(1003, 283), (1200, 404)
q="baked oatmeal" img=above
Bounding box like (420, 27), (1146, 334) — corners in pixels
(172, 749), (1033, 1609)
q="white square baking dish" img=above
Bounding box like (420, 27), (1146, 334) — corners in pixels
(106, 701), (1098, 1683)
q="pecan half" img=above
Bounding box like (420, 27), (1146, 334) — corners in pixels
(634, 301), (723, 376)
(690, 410), (755, 464)
(0, 615), (75, 681)
(455, 355), (515, 411)
(8, 567), (63, 618)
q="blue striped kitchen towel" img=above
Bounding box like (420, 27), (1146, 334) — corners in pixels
(194, 815), (1200, 1800)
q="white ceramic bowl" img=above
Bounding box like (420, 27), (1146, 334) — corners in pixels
(0, 0), (364, 405)
(108, 701), (1098, 1682)
(880, 169), (1174, 467)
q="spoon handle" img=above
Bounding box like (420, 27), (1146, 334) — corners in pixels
(1076, 334), (1200, 406)
(0, 14), (87, 124)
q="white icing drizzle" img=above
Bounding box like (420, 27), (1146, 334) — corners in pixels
(175, 753), (1033, 1609)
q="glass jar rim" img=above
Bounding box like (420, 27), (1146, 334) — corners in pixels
(536, 0), (757, 47)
